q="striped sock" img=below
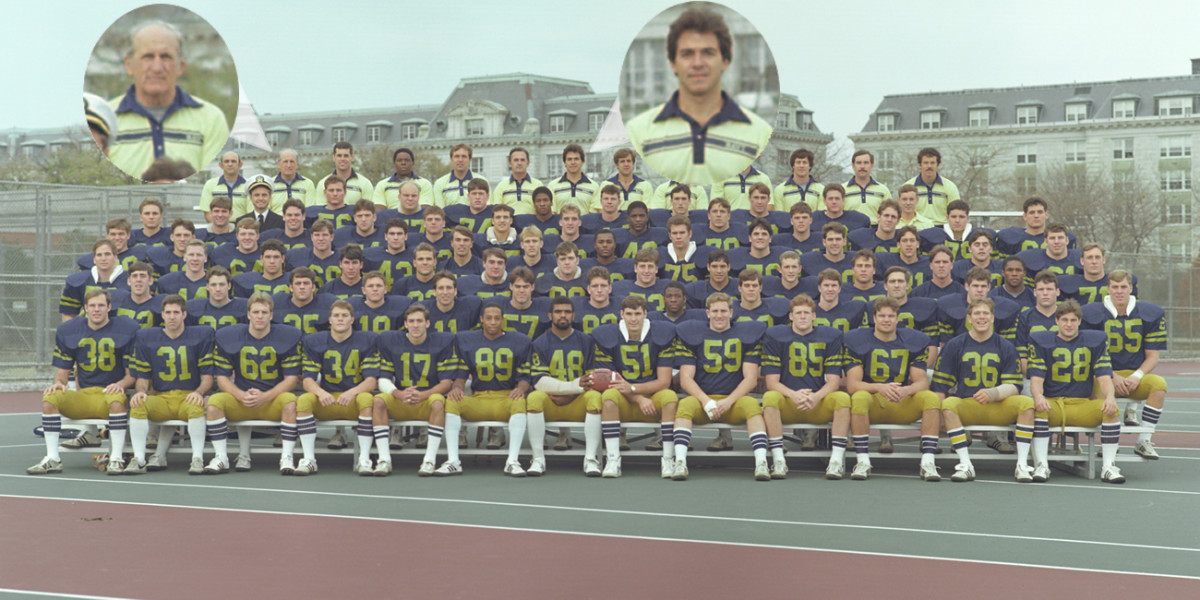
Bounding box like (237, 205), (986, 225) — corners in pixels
(1101, 423), (1121, 469)
(1015, 424), (1034, 465)
(108, 413), (128, 459)
(423, 424), (443, 464)
(768, 436), (785, 463)
(674, 428), (692, 461)
(1032, 418), (1050, 465)
(602, 421), (621, 459)
(297, 416), (317, 461)
(750, 432), (768, 462)
(947, 427), (969, 463)
(43, 415), (62, 461)
(373, 426), (389, 460)
(831, 435), (847, 462)
(207, 418), (228, 459)
(280, 422), (298, 457)
(853, 435), (869, 456)
(1139, 406), (1162, 443)
(660, 423), (674, 458)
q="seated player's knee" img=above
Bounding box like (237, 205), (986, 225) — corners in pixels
(850, 391), (872, 415)
(1034, 410), (1049, 420)
(600, 388), (622, 405)
(761, 391), (782, 410)
(676, 396), (701, 421)
(42, 400), (58, 414)
(525, 391), (545, 413)
(206, 404), (223, 420)
(829, 391), (852, 410)
(1011, 395), (1035, 413)
(373, 396), (387, 410)
(916, 391), (941, 411)
(108, 400), (125, 413)
(281, 402), (297, 420)
(184, 403), (205, 420)
(941, 396), (962, 414)
(130, 404), (149, 420)
(1144, 374), (1168, 395)
(734, 396), (762, 417)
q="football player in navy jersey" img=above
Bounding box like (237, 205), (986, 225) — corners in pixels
(670, 293), (771, 480)
(416, 206), (453, 262)
(501, 267), (552, 340)
(574, 267), (621, 334)
(648, 182), (703, 228)
(614, 201), (667, 259)
(258, 199), (310, 251)
(593, 296), (680, 478)
(318, 244), (366, 300)
(848, 199), (901, 253)
(535, 242), (588, 298)
(61, 239), (129, 321)
(333, 200), (386, 249)
(187, 267), (247, 331)
(729, 219), (784, 276)
(1058, 243), (1137, 304)
(844, 297), (941, 481)
(996, 197), (1075, 257)
(760, 294), (850, 479)
(801, 223), (854, 283)
(693, 197), (747, 251)
(773, 201), (823, 254)
(1017, 224), (1082, 284)
(1017, 271), (1061, 372)
(762, 250), (816, 300)
(28, 290), (139, 475)
(910, 245), (963, 299)
(232, 239), (289, 299)
(272, 267), (334, 335)
(582, 229), (635, 282)
(811, 184), (870, 234)
(285, 219), (339, 287)
(1027, 300), (1124, 483)
(582, 185), (627, 233)
(875, 226), (930, 288)
(209, 218), (262, 277)
(440, 226), (483, 277)
(305, 176), (355, 230)
(423, 271), (481, 334)
(919, 199), (988, 261)
(130, 198), (170, 248)
(616, 248), (671, 312)
(76, 219), (143, 273)
(989, 256), (1034, 310)
(459, 248), (513, 300)
(200, 198), (236, 248)
(203, 292), (304, 475)
(658, 216), (709, 283)
(938, 266), (1021, 347)
(393, 243), (439, 302)
(145, 218), (195, 276)
(731, 182), (789, 234)
(514, 186), (560, 235)
(813, 268), (868, 333)
(112, 262), (160, 329)
(685, 249), (737, 310)
(508, 226), (555, 278)
(874, 266), (941, 342)
(649, 281), (706, 324)
(545, 205), (593, 259)
(476, 204), (521, 258)
(932, 298), (1035, 482)
(349, 271), (411, 333)
(1081, 270), (1167, 458)
(157, 240), (209, 301)
(733, 270), (789, 326)
(840, 250), (885, 304)
(950, 229), (1003, 287)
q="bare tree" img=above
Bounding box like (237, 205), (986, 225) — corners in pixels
(937, 144), (1013, 211)
(1033, 163), (1162, 255)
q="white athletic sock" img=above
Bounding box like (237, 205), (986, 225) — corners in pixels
(43, 414), (62, 461)
(507, 414), (527, 463)
(130, 418), (150, 461)
(753, 447), (766, 462)
(527, 412), (546, 461)
(237, 426), (252, 456)
(154, 425), (174, 459)
(831, 445), (846, 463)
(186, 418), (205, 460)
(209, 418), (228, 460)
(373, 426), (389, 462)
(584, 413), (601, 460)
(108, 413), (128, 459)
(1102, 442), (1117, 470)
(674, 428), (692, 462)
(423, 425), (443, 465)
(920, 453), (935, 468)
(444, 414), (462, 464)
(297, 416), (316, 461)
(602, 420), (620, 459)
(661, 422), (674, 458)
(357, 417), (373, 463)
(955, 447), (971, 467)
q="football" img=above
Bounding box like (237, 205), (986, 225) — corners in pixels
(591, 369), (616, 391)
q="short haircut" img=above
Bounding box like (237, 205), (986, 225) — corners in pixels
(562, 144), (584, 162)
(310, 220), (334, 234)
(323, 175), (345, 190)
(613, 148), (636, 164)
(748, 218), (772, 236)
(667, 7), (732, 62)
(362, 271), (386, 286)
(450, 143), (472, 159)
(852, 248), (876, 266)
(520, 226), (543, 241)
(1081, 243), (1105, 256)
(170, 217), (194, 234)
(332, 141), (354, 155)
(206, 265), (231, 283)
(595, 228), (615, 241)
(84, 288), (111, 305)
(510, 266), (536, 285)
(1046, 223), (1069, 236)
(600, 184), (621, 198)
(127, 261), (153, 277)
(621, 295), (648, 312)
(964, 266), (992, 285)
(884, 266), (911, 283)
(560, 204), (582, 218)
(247, 291), (274, 311)
(587, 266), (611, 284)
(467, 178), (490, 194)
(1107, 269), (1133, 284)
(423, 205), (446, 221)
(627, 200), (648, 215)
(748, 181), (771, 199)
(817, 268), (841, 285)
(1033, 270), (1059, 288)
(823, 183), (845, 199)
(1001, 255), (1026, 271)
(282, 199), (305, 215)
(666, 215), (692, 231)
(707, 249), (729, 266)
(452, 226), (474, 240)
(184, 239), (207, 254)
(107, 218), (132, 233)
(663, 280), (686, 295)
(532, 186), (552, 202)
(554, 241), (579, 258)
(413, 242), (435, 257)
(896, 225), (920, 242)
(873, 296), (901, 315)
(790, 148), (815, 168)
(789, 201), (813, 216)
(385, 217), (408, 234)
(339, 244), (364, 263)
(705, 292), (732, 309)
(93, 239), (117, 255)
(330, 299), (355, 318)
(897, 183), (918, 196)
(967, 297), (995, 315)
(431, 270), (457, 287)
(404, 304), (430, 322)
(1023, 197), (1048, 213)
(508, 146), (529, 161)
(634, 247), (660, 266)
(821, 222), (847, 239)
(209, 197), (232, 211)
(946, 199), (971, 215)
(966, 229), (993, 246)
(481, 247), (506, 263)
(737, 270), (763, 285)
(877, 199), (901, 218)
(851, 149), (874, 164)
(392, 147), (414, 162)
(139, 197), (164, 213)
(235, 216), (260, 233)
(916, 147), (942, 164)
(928, 245), (954, 262)
(670, 183), (692, 199)
(707, 197), (731, 212)
(1055, 299), (1083, 320)
(289, 267), (315, 285)
(491, 204), (515, 218)
(353, 199), (376, 214)
(789, 294), (816, 312)
(550, 296), (574, 311)
(160, 294), (186, 312)
(779, 250), (800, 264)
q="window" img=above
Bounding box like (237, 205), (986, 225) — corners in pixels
(401, 124), (419, 140)
(234, 139), (247, 150)
(1017, 175), (1037, 195)
(1160, 135), (1192, 158)
(466, 118), (484, 137)
(1017, 106), (1038, 125)
(1113, 138), (1134, 160)
(1159, 97), (1194, 117)
(21, 145), (38, 158)
(586, 152), (604, 174)
(1112, 99), (1136, 119)
(1164, 242), (1191, 257)
(968, 108), (990, 128)
(1065, 141), (1086, 163)
(920, 112), (941, 130)
(1015, 143), (1036, 164)
(588, 113), (606, 132)
(546, 153), (564, 178)
(798, 113), (813, 130)
(549, 115), (567, 133)
(300, 130), (316, 146)
(267, 132), (283, 147)
(877, 114), (895, 132)
(333, 128), (348, 143)
(1161, 170), (1191, 191)
(1113, 171), (1135, 194)
(877, 149), (893, 170)
(1065, 103), (1088, 122)
(471, 157), (484, 173)
(775, 112), (789, 129)
(1163, 204), (1192, 224)
(367, 126), (382, 143)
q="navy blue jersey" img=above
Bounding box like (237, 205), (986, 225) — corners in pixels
(501, 297), (552, 339)
(444, 205), (493, 234)
(951, 258), (1004, 287)
(771, 232), (824, 254)
(684, 279), (738, 310)
(920, 227), (994, 261)
(349, 295), (413, 333)
(530, 329), (595, 384)
(814, 299), (868, 333)
(375, 208), (426, 236)
(507, 253), (557, 279)
(800, 253), (855, 283)
(128, 325), (214, 392)
(423, 296), (482, 335)
(1016, 249), (1082, 284)
(534, 271), (588, 299)
(111, 291), (162, 329)
(843, 328), (931, 385)
(658, 244), (712, 283)
(693, 222), (748, 251)
(415, 233), (454, 262)
(1016, 308), (1058, 362)
(455, 330), (533, 391)
(995, 227), (1077, 257)
(1081, 301), (1167, 371)
(59, 269), (129, 317)
(1027, 330), (1112, 398)
(989, 284), (1035, 311)
(732, 209), (791, 235)
(333, 225), (386, 250)
(377, 331), (460, 389)
(572, 296), (622, 334)
(613, 227), (668, 260)
(675, 320), (766, 395)
(733, 298), (790, 326)
(866, 296), (941, 340)
(457, 275), (513, 300)
(580, 257), (635, 282)
(648, 209), (706, 229)
(931, 332), (1024, 397)
(581, 213), (628, 235)
(52, 316), (140, 388)
(231, 272), (291, 299)
(305, 204), (355, 230)
(542, 234), (593, 259)
(186, 297), (248, 331)
(145, 246), (186, 277)
(392, 275), (437, 302)
(760, 325), (844, 391)
(647, 308), (708, 324)
(319, 277), (366, 300)
(613, 279), (672, 313)
(130, 227), (171, 248)
(271, 292), (334, 334)
(475, 230), (522, 258)
(875, 253), (931, 288)
(1058, 273), (1139, 305)
(514, 213), (560, 236)
(209, 244), (262, 277)
(76, 247), (148, 272)
(212, 323), (303, 391)
(761, 275), (818, 300)
(284, 248), (340, 288)
(439, 254), (483, 278)
(197, 229), (237, 249)
(839, 282), (886, 304)
(936, 293), (1020, 344)
(301, 330), (381, 393)
(728, 246), (785, 277)
(258, 228), (310, 252)
(156, 271), (209, 301)
(364, 244), (417, 289)
(811, 210), (871, 234)
(848, 228), (898, 253)
(911, 279), (964, 300)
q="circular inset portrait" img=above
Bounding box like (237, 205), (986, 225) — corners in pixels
(83, 4), (237, 182)
(619, 2), (779, 186)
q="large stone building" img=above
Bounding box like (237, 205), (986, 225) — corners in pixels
(850, 60), (1200, 256)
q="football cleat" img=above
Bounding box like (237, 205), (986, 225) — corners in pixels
(146, 455), (168, 472)
(1123, 404), (1140, 427)
(503, 460), (526, 477)
(374, 460), (393, 477)
(554, 430), (573, 451)
(293, 458), (318, 476)
(526, 458), (546, 477)
(800, 429), (818, 451)
(1032, 463), (1050, 483)
(602, 456), (622, 478)
(417, 461), (435, 477)
(388, 427), (404, 449)
(1134, 440), (1159, 460)
(415, 430), (428, 449)
(660, 456), (674, 479)
(203, 456), (230, 475)
(951, 463), (975, 482)
(279, 455), (295, 476)
(188, 457), (205, 475)
(584, 457), (602, 477)
(106, 458), (125, 476)
(1101, 465), (1126, 484)
(433, 460), (462, 476)
(122, 458), (148, 475)
(234, 455), (252, 472)
(920, 462), (941, 482)
(671, 458), (689, 481)
(985, 432), (1016, 454)
(61, 430), (102, 449)
(707, 431), (733, 452)
(26, 457), (63, 475)
(771, 460), (788, 480)
(356, 458), (374, 476)
(877, 432), (894, 454)
(486, 428), (506, 450)
(326, 429), (347, 450)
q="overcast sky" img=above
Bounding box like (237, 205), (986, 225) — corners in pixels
(4, 0), (1199, 150)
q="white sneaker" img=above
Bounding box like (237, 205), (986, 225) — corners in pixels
(602, 456), (622, 478)
(234, 455), (252, 472)
(294, 458), (318, 476)
(1032, 463), (1050, 483)
(671, 458), (689, 481)
(584, 457), (602, 477)
(1014, 464), (1033, 483)
(356, 458), (374, 476)
(279, 455), (295, 475)
(61, 430), (102, 449)
(146, 455), (168, 472)
(203, 456), (230, 474)
(433, 460), (462, 476)
(122, 457), (147, 475)
(850, 461), (871, 480)
(920, 462), (941, 482)
(1101, 465), (1126, 484)
(26, 457), (64, 475)
(418, 461), (435, 477)
(374, 460), (392, 477)
(503, 460), (526, 477)
(527, 458), (546, 477)
(106, 458), (125, 476)
(771, 460), (788, 480)
(753, 459), (771, 481)
(188, 457), (205, 475)
(1135, 439), (1159, 460)
(1123, 404), (1140, 426)
(660, 457), (674, 479)
(951, 463), (975, 482)
(825, 459), (845, 480)
(327, 429), (347, 450)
